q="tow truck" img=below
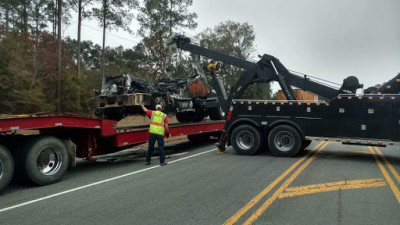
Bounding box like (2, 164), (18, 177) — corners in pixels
(0, 115), (223, 193)
(169, 35), (400, 156)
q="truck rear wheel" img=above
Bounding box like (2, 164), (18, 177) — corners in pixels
(231, 125), (263, 155)
(0, 145), (14, 193)
(268, 125), (302, 157)
(21, 136), (69, 186)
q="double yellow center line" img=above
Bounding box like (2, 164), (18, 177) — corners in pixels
(368, 146), (400, 204)
(224, 141), (330, 225)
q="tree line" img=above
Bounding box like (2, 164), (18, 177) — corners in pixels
(0, 0), (271, 115)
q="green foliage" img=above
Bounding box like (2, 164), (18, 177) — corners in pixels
(137, 0), (197, 75)
(196, 21), (271, 99)
(92, 0), (137, 32)
(0, 29), (93, 114)
(241, 83), (272, 100)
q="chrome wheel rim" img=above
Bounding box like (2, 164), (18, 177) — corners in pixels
(36, 147), (63, 176)
(236, 130), (255, 150)
(274, 131), (295, 152)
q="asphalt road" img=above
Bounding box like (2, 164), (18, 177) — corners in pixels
(0, 140), (400, 225)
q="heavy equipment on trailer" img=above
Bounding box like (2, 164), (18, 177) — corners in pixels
(0, 115), (223, 193)
(169, 35), (400, 156)
(91, 62), (225, 122)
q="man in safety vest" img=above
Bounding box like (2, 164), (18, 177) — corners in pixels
(141, 104), (171, 166)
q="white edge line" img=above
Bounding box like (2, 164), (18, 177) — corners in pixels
(0, 148), (218, 213)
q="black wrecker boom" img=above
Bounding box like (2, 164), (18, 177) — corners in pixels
(169, 35), (361, 113)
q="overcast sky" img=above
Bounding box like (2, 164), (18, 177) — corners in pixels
(64, 0), (400, 91)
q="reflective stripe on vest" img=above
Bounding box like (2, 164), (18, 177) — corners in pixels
(149, 111), (166, 136)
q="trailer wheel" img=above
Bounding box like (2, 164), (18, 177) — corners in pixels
(208, 101), (225, 120)
(21, 136), (69, 186)
(0, 145), (14, 193)
(268, 125), (302, 157)
(231, 125), (263, 155)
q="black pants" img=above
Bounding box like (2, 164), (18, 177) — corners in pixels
(146, 133), (165, 163)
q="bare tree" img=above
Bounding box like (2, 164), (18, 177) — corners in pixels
(92, 0), (137, 79)
(56, 0), (62, 114)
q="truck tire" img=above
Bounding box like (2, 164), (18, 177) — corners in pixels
(0, 145), (14, 193)
(208, 102), (225, 120)
(268, 125), (303, 157)
(230, 125), (263, 155)
(21, 136), (69, 186)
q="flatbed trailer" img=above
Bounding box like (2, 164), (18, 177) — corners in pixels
(0, 115), (224, 193)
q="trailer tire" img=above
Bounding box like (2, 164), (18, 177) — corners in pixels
(21, 136), (69, 186)
(0, 145), (14, 193)
(231, 125), (262, 155)
(268, 125), (302, 157)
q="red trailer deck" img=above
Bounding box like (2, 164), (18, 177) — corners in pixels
(0, 115), (224, 193)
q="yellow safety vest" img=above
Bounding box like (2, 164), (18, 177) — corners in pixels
(149, 111), (166, 136)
